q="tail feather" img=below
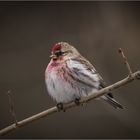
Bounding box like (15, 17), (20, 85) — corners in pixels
(103, 96), (123, 109)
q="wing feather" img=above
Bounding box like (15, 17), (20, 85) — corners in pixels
(66, 56), (100, 89)
(67, 56), (114, 98)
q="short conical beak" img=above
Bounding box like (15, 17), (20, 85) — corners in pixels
(50, 54), (57, 59)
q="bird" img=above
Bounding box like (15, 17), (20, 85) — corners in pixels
(45, 42), (123, 111)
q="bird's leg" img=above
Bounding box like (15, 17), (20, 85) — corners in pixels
(56, 103), (65, 112)
(74, 98), (81, 106)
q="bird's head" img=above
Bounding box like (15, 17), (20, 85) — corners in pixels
(50, 42), (80, 61)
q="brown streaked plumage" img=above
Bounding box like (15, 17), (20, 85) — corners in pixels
(45, 42), (123, 109)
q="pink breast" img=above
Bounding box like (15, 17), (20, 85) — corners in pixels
(47, 61), (60, 71)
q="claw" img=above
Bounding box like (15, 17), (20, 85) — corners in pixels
(56, 103), (65, 112)
(74, 98), (80, 105)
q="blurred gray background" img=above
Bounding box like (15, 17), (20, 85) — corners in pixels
(0, 1), (140, 139)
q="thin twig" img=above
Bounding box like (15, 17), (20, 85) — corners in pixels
(6, 90), (18, 126)
(0, 70), (140, 136)
(119, 48), (133, 76)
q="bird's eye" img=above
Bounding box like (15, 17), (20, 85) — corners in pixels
(55, 51), (65, 57)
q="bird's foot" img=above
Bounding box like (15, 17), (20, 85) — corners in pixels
(56, 103), (65, 112)
(74, 98), (81, 106)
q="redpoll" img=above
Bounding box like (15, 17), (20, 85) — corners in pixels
(45, 42), (123, 111)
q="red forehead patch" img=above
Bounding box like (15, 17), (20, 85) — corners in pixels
(52, 44), (61, 53)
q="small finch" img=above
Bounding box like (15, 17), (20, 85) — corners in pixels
(45, 42), (123, 110)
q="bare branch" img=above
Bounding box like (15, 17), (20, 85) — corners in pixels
(0, 49), (140, 136)
(119, 48), (133, 75)
(6, 90), (18, 126)
(0, 71), (140, 136)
